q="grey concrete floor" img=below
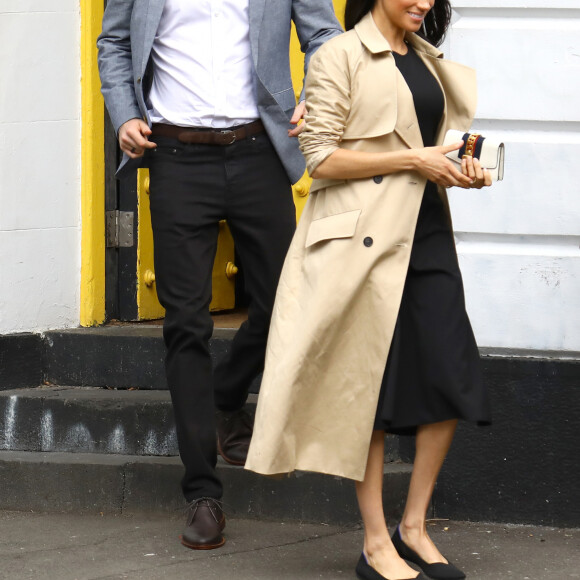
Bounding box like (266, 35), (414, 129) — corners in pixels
(0, 511), (578, 580)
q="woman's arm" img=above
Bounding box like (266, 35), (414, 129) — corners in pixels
(300, 40), (488, 189)
(312, 143), (476, 189)
(315, 144), (492, 189)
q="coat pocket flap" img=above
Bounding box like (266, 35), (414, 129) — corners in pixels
(305, 209), (362, 248)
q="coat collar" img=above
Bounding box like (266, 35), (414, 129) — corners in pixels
(352, 11), (454, 150)
(354, 11), (443, 59)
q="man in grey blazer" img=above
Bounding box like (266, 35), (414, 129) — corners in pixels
(98, 0), (341, 550)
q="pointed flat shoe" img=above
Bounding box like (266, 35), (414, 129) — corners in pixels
(356, 552), (429, 580)
(391, 526), (466, 580)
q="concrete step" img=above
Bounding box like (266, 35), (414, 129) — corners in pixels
(3, 326), (579, 528)
(0, 386), (177, 455)
(0, 383), (411, 524)
(0, 450), (413, 524)
(0, 387), (257, 457)
(0, 386), (410, 461)
(0, 387), (403, 461)
(43, 326), (237, 390)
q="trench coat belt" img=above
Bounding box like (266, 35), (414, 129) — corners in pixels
(151, 120), (265, 145)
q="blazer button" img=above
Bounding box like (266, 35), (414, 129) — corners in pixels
(373, 176), (383, 184)
(363, 237), (373, 247)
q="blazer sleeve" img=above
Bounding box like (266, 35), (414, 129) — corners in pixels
(97, 0), (142, 133)
(291, 0), (343, 102)
(298, 41), (352, 176)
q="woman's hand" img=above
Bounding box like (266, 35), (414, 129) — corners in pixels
(461, 155), (492, 189)
(414, 142), (473, 189)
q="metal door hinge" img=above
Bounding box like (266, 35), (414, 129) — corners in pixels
(106, 210), (134, 248)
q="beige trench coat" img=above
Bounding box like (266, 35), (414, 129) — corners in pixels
(245, 12), (478, 481)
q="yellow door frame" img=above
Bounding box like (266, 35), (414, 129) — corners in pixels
(80, 0), (106, 327)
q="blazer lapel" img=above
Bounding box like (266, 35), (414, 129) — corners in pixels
(248, 0), (266, 69)
(140, 0), (166, 75)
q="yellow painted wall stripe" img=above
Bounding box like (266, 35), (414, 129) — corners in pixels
(80, 0), (106, 326)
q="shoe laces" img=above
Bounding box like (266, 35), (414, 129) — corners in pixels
(183, 497), (239, 526)
(184, 497), (224, 526)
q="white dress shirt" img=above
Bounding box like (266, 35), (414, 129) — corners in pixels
(147, 0), (260, 128)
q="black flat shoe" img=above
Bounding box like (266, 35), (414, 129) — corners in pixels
(391, 526), (466, 580)
(355, 552), (428, 580)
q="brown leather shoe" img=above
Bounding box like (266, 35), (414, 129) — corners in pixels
(216, 408), (254, 466)
(181, 498), (226, 550)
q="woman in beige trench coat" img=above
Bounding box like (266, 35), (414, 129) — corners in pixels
(246, 1), (493, 579)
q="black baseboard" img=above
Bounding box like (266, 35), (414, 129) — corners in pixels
(0, 333), (42, 391)
(433, 355), (580, 528)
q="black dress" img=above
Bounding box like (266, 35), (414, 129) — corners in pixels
(374, 46), (491, 435)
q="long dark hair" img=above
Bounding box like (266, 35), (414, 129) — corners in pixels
(344, 0), (452, 47)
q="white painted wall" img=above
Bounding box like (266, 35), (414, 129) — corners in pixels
(0, 1), (577, 353)
(0, 1), (81, 334)
(445, 1), (580, 352)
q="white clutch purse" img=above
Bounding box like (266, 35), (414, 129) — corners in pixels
(443, 130), (505, 181)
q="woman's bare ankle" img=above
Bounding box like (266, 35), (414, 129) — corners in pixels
(398, 520), (448, 565)
(364, 536), (397, 557)
(399, 517), (426, 537)
(363, 544), (419, 580)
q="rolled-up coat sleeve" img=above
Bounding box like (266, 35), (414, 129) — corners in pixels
(299, 41), (352, 176)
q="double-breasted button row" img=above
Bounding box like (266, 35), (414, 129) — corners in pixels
(364, 176), (382, 246)
(363, 175), (382, 246)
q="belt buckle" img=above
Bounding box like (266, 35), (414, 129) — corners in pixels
(218, 130), (236, 145)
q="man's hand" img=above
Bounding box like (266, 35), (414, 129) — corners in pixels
(118, 118), (157, 158)
(288, 101), (307, 138)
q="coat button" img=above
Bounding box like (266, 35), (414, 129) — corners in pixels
(373, 176), (383, 184)
(363, 237), (373, 247)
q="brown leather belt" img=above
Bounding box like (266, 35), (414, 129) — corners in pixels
(151, 120), (265, 145)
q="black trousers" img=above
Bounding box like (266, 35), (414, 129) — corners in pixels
(146, 132), (296, 501)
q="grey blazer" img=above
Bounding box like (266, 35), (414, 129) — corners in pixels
(97, 0), (342, 183)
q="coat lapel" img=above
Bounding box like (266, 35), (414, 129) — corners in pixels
(354, 13), (476, 148)
(408, 34), (477, 143)
(430, 57), (477, 140)
(354, 13), (423, 149)
(393, 68), (423, 150)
